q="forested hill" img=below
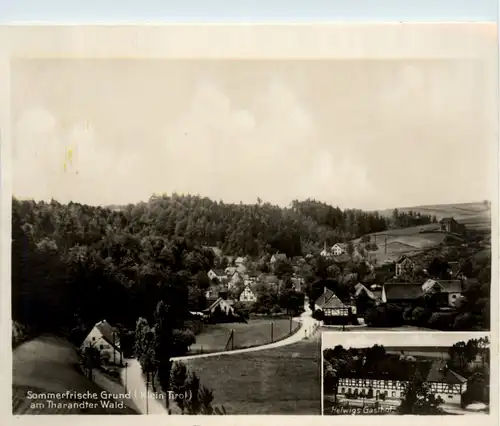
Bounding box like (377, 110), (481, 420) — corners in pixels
(15, 194), (436, 258)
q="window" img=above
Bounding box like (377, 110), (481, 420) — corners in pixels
(448, 395), (453, 399)
(392, 392), (396, 397)
(341, 388), (345, 393)
(99, 344), (104, 350)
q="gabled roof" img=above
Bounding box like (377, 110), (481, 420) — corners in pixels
(333, 243), (346, 249)
(354, 283), (377, 300)
(395, 255), (412, 264)
(338, 357), (432, 382)
(422, 279), (439, 292)
(205, 297), (233, 312)
(323, 294), (348, 309)
(384, 283), (422, 300)
(95, 320), (120, 349)
(440, 217), (456, 223)
(210, 269), (226, 277)
(425, 360), (467, 384)
(437, 280), (463, 293)
(315, 288), (334, 308)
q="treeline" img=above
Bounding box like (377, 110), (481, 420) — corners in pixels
(390, 208), (436, 228)
(123, 195), (393, 257)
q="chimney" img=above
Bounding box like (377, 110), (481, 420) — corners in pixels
(324, 286), (328, 294)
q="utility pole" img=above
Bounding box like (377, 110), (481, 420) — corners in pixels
(124, 362), (128, 391)
(384, 236), (387, 254)
(271, 322), (274, 342)
(289, 316), (292, 334)
(113, 331), (116, 365)
(146, 373), (149, 414)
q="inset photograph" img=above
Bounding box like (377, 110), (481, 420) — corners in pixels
(322, 332), (490, 415)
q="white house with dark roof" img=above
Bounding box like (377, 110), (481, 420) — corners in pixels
(208, 269), (227, 283)
(80, 320), (122, 365)
(204, 297), (235, 316)
(422, 279), (464, 307)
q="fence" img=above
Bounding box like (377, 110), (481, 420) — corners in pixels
(187, 319), (302, 356)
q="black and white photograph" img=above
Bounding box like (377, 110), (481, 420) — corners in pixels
(322, 333), (491, 415)
(8, 25), (496, 416)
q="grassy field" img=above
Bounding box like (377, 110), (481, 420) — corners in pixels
(190, 318), (299, 353)
(378, 202), (491, 229)
(12, 335), (138, 414)
(181, 332), (321, 414)
(354, 202), (491, 263)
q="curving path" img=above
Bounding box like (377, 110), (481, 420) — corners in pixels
(172, 301), (318, 361)
(123, 300), (319, 414)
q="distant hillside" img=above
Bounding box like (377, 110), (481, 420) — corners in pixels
(378, 201), (491, 229)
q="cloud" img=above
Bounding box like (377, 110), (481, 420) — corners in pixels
(159, 80), (321, 205)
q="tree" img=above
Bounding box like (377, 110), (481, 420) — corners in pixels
(399, 371), (444, 414)
(346, 241), (355, 258)
(170, 362), (189, 414)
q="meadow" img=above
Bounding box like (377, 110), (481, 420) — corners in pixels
(190, 318), (300, 354)
(181, 332), (321, 414)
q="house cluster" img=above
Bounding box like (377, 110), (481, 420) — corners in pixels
(334, 356), (468, 407)
(383, 255), (469, 308)
(314, 256), (468, 324)
(203, 252), (305, 318)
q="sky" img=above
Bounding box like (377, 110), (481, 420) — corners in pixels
(11, 57), (497, 210)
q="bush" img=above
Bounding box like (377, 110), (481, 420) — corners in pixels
(172, 329), (196, 355)
(271, 304), (282, 314)
(312, 309), (324, 321)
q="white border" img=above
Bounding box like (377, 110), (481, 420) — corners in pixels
(0, 23), (498, 426)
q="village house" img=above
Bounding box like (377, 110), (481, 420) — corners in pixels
(314, 287), (356, 325)
(239, 284), (258, 303)
(203, 297), (235, 316)
(354, 283), (383, 306)
(335, 358), (467, 407)
(207, 269), (227, 283)
(80, 320), (122, 365)
(332, 243), (346, 256)
(381, 283), (423, 306)
(320, 242), (334, 259)
(421, 279), (464, 307)
(440, 217), (465, 234)
(394, 255), (415, 277)
(227, 270), (243, 290)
